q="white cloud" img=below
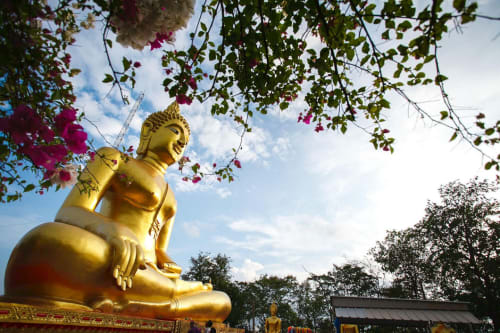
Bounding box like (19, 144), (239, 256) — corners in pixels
(231, 259), (264, 282)
(182, 221), (201, 238)
(215, 188), (232, 199)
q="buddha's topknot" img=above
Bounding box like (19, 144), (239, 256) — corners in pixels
(144, 101), (190, 137)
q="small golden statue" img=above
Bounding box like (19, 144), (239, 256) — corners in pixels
(265, 302), (282, 333)
(2, 102), (231, 321)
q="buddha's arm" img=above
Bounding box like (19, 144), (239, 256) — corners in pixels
(55, 147), (134, 238)
(154, 216), (182, 278)
(55, 147), (144, 290)
(277, 318), (282, 333)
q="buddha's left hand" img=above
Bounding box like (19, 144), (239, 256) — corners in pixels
(110, 236), (146, 291)
(156, 249), (182, 278)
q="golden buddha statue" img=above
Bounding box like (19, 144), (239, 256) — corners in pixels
(2, 102), (231, 321)
(265, 302), (282, 333)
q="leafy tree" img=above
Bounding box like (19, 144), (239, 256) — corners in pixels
(371, 228), (435, 299)
(295, 281), (328, 333)
(181, 252), (254, 327)
(182, 252), (232, 289)
(308, 263), (380, 333)
(248, 274), (300, 333)
(418, 178), (500, 332)
(1, 0), (499, 202)
(373, 178), (499, 331)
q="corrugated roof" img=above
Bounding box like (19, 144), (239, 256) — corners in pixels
(335, 307), (482, 325)
(331, 297), (482, 326)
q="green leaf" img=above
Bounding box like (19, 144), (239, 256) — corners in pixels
(485, 128), (494, 136)
(435, 74), (448, 85)
(450, 131), (458, 142)
(361, 42), (372, 56)
(102, 74), (114, 83)
(122, 57), (131, 71)
(209, 49), (216, 61)
(106, 39), (112, 48)
(453, 0), (466, 11)
(24, 184), (35, 192)
(440, 111), (448, 120)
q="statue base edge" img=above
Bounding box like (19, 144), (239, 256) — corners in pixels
(0, 301), (243, 333)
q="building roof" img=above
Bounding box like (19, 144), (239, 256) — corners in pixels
(332, 296), (482, 326)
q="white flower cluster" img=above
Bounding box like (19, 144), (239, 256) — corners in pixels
(113, 0), (196, 50)
(49, 164), (79, 189)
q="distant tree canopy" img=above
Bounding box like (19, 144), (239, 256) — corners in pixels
(1, 0), (499, 202)
(182, 179), (498, 332)
(372, 178), (499, 332)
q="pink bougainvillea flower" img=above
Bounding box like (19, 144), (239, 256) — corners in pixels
(54, 108), (76, 132)
(188, 77), (197, 90)
(234, 159), (241, 168)
(133, 61), (141, 68)
(213, 163), (216, 168)
(61, 123), (88, 154)
(62, 53), (71, 65)
(149, 39), (162, 50)
(297, 112), (303, 123)
(44, 144), (68, 162)
(176, 94), (192, 105)
(127, 145), (134, 152)
(165, 68), (172, 75)
(39, 125), (55, 143)
(203, 73), (208, 78)
(217, 177), (221, 182)
(149, 32), (173, 50)
(182, 177), (189, 182)
(59, 169), (71, 181)
(88, 151), (96, 161)
(192, 176), (201, 184)
(24, 144), (67, 170)
(383, 146), (390, 151)
(315, 123), (324, 132)
(303, 113), (313, 124)
(382, 129), (390, 134)
(112, 160), (118, 165)
(5, 105), (43, 144)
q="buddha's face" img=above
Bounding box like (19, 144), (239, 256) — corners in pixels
(270, 303), (277, 316)
(147, 120), (189, 165)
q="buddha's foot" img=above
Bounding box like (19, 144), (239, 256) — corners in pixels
(90, 297), (115, 313)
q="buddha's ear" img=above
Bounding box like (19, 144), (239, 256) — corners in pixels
(137, 121), (153, 155)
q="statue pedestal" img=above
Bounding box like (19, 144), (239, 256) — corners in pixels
(0, 302), (243, 333)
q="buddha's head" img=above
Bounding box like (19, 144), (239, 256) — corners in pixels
(137, 101), (190, 165)
(270, 302), (277, 316)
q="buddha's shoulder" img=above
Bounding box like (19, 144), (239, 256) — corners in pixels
(96, 146), (122, 159)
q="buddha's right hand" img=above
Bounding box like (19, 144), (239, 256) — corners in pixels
(109, 236), (146, 291)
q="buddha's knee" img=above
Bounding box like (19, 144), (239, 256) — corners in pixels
(173, 291), (232, 322)
(5, 222), (112, 298)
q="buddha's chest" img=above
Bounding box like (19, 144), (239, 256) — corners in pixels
(107, 162), (176, 220)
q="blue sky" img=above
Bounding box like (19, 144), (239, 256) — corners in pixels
(1, 0), (499, 293)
